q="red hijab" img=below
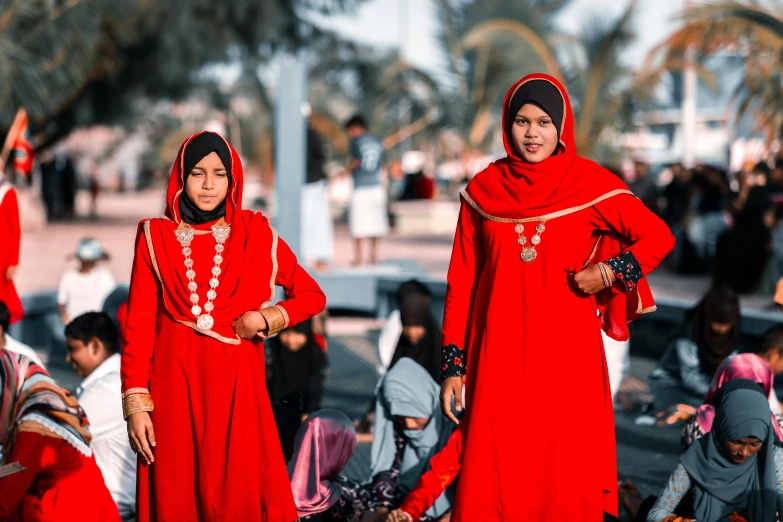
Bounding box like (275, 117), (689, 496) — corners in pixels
(142, 131), (279, 344)
(465, 73), (655, 341)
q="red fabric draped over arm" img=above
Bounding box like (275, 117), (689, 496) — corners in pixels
(121, 224), (160, 392)
(589, 194), (676, 341)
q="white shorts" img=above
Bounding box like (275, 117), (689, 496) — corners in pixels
(349, 185), (389, 239)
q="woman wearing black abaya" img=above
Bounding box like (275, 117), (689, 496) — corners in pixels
(388, 293), (441, 382)
(266, 319), (329, 415)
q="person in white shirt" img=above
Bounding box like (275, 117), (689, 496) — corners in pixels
(0, 299), (46, 367)
(57, 238), (116, 326)
(65, 311), (135, 520)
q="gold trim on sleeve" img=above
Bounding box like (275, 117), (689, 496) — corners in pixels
(262, 227), (279, 308)
(122, 387), (150, 400)
(276, 305), (290, 329)
(122, 392), (155, 419)
(259, 306), (286, 336)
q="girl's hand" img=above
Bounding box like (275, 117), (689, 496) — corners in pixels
(440, 376), (463, 425)
(232, 311), (267, 339)
(387, 509), (413, 522)
(567, 264), (614, 295)
(127, 411), (155, 465)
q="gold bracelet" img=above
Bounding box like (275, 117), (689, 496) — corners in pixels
(599, 263), (611, 288)
(258, 306), (287, 336)
(122, 393), (154, 419)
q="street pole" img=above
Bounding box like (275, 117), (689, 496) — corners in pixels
(682, 0), (697, 168)
(274, 50), (308, 259)
(398, 0), (410, 155)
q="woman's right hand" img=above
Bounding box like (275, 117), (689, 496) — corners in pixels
(440, 376), (463, 425)
(127, 411), (156, 465)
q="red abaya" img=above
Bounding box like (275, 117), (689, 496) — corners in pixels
(0, 180), (23, 323)
(121, 132), (326, 521)
(441, 75), (675, 521)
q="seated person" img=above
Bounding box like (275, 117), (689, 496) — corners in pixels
(647, 287), (740, 414)
(288, 409), (371, 521)
(377, 280), (432, 377)
(387, 425), (465, 522)
(0, 350), (119, 521)
(754, 324), (783, 410)
(65, 312), (136, 520)
(646, 379), (783, 522)
(683, 353), (783, 447)
(388, 293), (442, 382)
(370, 358), (456, 520)
(0, 300), (45, 368)
(100, 284), (129, 350)
(266, 319), (328, 418)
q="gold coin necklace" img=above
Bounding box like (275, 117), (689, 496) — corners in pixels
(515, 222), (546, 263)
(175, 219), (231, 331)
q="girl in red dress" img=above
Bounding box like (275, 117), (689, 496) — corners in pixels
(438, 74), (675, 521)
(122, 132), (326, 521)
(0, 350), (120, 521)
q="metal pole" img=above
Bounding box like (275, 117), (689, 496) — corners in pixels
(682, 0), (697, 168)
(398, 0), (410, 155)
(274, 50), (308, 259)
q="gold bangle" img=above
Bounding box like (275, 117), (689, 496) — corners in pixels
(258, 306), (287, 336)
(599, 263), (611, 288)
(122, 387), (150, 399)
(122, 393), (154, 419)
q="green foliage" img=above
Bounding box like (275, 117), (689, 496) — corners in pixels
(0, 0), (366, 143)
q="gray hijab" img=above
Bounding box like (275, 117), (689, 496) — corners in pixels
(370, 358), (456, 518)
(680, 381), (777, 522)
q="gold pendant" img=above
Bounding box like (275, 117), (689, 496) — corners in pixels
(520, 247), (537, 263)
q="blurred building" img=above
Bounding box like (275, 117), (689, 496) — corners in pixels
(622, 54), (768, 173)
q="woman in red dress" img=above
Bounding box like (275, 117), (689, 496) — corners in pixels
(0, 350), (119, 521)
(438, 74), (675, 521)
(121, 132), (326, 521)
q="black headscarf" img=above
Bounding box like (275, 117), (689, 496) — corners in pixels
(687, 287), (740, 373)
(390, 294), (441, 381)
(179, 133), (233, 225)
(507, 79), (564, 144)
(396, 279), (432, 304)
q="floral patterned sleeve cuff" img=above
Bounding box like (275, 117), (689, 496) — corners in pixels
(603, 251), (643, 293)
(441, 344), (466, 381)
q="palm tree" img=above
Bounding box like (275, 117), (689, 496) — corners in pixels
(435, 0), (640, 160)
(435, 0), (573, 151)
(647, 0), (783, 135)
(0, 0), (371, 144)
(307, 29), (443, 159)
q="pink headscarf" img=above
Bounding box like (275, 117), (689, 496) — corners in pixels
(694, 353), (783, 440)
(288, 409), (357, 517)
